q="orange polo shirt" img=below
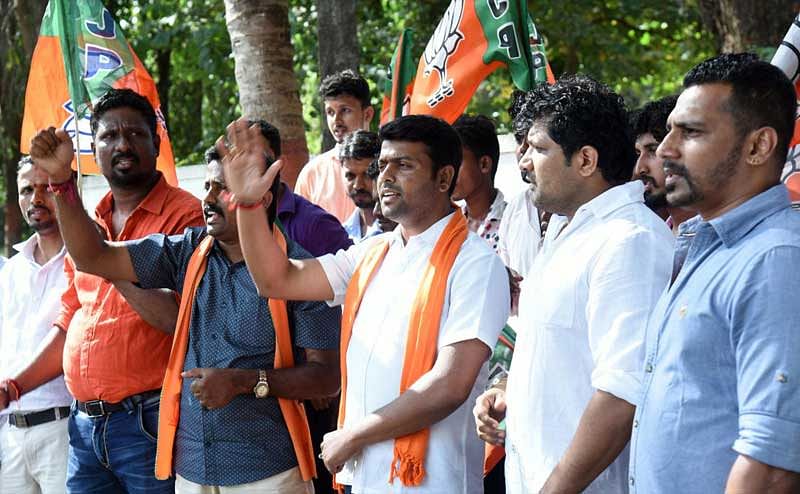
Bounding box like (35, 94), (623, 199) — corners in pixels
(294, 148), (355, 223)
(54, 174), (203, 403)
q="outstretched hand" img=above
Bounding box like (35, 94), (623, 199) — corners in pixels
(216, 118), (283, 205)
(28, 127), (75, 183)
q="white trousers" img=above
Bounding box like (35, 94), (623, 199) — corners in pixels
(0, 416), (69, 494)
(175, 467), (314, 494)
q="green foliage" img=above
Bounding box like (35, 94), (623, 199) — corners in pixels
(111, 0), (239, 166)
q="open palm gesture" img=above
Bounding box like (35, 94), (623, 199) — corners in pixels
(216, 118), (283, 205)
(28, 127), (75, 183)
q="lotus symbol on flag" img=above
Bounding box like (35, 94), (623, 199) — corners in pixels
(422, 0), (464, 108)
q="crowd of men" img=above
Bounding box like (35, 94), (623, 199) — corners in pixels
(0, 51), (798, 494)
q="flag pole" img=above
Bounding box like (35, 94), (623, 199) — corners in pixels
(72, 103), (83, 198)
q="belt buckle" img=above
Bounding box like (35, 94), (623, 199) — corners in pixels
(10, 412), (28, 428)
(84, 400), (106, 417)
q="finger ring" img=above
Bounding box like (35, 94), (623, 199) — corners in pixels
(318, 453), (324, 459)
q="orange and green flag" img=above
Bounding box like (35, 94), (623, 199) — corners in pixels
(771, 14), (800, 204)
(409, 0), (552, 124)
(20, 0), (177, 185)
(380, 29), (416, 125)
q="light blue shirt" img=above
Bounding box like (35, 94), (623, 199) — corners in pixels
(629, 184), (800, 493)
(342, 209), (382, 244)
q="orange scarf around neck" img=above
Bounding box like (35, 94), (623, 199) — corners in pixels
(336, 210), (468, 487)
(155, 227), (316, 481)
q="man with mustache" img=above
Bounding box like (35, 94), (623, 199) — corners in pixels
(631, 95), (695, 234)
(295, 70), (375, 223)
(629, 53), (800, 493)
(0, 157), (73, 493)
(222, 114), (509, 493)
(24, 133), (340, 492)
(7, 88), (203, 493)
(474, 75), (673, 494)
(339, 130), (384, 243)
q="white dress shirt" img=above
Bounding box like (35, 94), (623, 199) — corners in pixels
(496, 188), (541, 278)
(0, 236), (72, 416)
(505, 181), (673, 494)
(318, 212), (510, 494)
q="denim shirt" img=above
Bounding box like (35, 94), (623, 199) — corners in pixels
(629, 184), (800, 493)
(126, 227), (340, 486)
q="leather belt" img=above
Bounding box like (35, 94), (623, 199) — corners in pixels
(8, 406), (71, 428)
(76, 390), (161, 418)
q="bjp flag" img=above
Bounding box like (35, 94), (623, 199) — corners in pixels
(409, 0), (553, 124)
(380, 29), (416, 125)
(20, 0), (177, 185)
(771, 14), (800, 203)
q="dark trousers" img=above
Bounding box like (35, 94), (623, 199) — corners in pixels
(307, 396), (339, 494)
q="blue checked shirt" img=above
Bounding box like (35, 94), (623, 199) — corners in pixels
(126, 227), (340, 486)
(629, 184), (800, 493)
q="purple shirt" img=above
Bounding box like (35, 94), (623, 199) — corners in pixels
(278, 183), (353, 256)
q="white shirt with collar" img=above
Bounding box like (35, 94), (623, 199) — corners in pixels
(318, 211), (510, 494)
(496, 188), (541, 278)
(0, 235), (72, 416)
(505, 181), (673, 494)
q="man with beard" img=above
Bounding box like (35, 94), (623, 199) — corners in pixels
(24, 130), (341, 492)
(451, 115), (505, 252)
(473, 75), (673, 493)
(222, 114), (509, 493)
(6, 88), (203, 493)
(629, 53), (800, 493)
(295, 70), (375, 223)
(0, 157), (73, 493)
(339, 130), (383, 243)
(631, 95), (695, 234)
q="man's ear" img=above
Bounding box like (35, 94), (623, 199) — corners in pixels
(363, 106), (375, 128)
(573, 145), (599, 178)
(478, 155), (493, 176)
(438, 164), (456, 193)
(744, 126), (778, 169)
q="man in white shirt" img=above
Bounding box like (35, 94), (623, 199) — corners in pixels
(451, 115), (506, 252)
(474, 75), (673, 494)
(222, 114), (509, 493)
(0, 157), (72, 493)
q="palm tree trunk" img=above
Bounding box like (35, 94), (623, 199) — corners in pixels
(223, 0), (308, 186)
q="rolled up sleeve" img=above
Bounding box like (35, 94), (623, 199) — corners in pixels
(731, 245), (800, 473)
(587, 229), (672, 406)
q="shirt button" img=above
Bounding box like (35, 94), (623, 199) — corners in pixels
(777, 373), (788, 383)
(630, 476), (635, 486)
(645, 363), (653, 373)
(633, 420), (639, 428)
(678, 305), (688, 318)
(211, 333), (218, 340)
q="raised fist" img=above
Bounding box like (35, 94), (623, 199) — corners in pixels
(28, 127), (74, 183)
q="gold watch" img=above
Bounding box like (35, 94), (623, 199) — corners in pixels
(253, 369), (269, 398)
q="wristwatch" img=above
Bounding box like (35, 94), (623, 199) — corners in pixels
(253, 369), (269, 398)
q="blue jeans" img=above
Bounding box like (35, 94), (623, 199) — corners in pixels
(66, 396), (174, 494)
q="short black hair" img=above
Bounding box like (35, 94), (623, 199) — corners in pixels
(339, 130), (381, 161)
(248, 119), (282, 157)
(631, 94), (678, 143)
(17, 155), (33, 173)
(91, 88), (157, 138)
(319, 69), (371, 108)
(379, 115), (462, 194)
(204, 145), (220, 164)
(510, 90), (536, 144)
(683, 52), (796, 168)
(453, 114), (500, 181)
(526, 75), (636, 185)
